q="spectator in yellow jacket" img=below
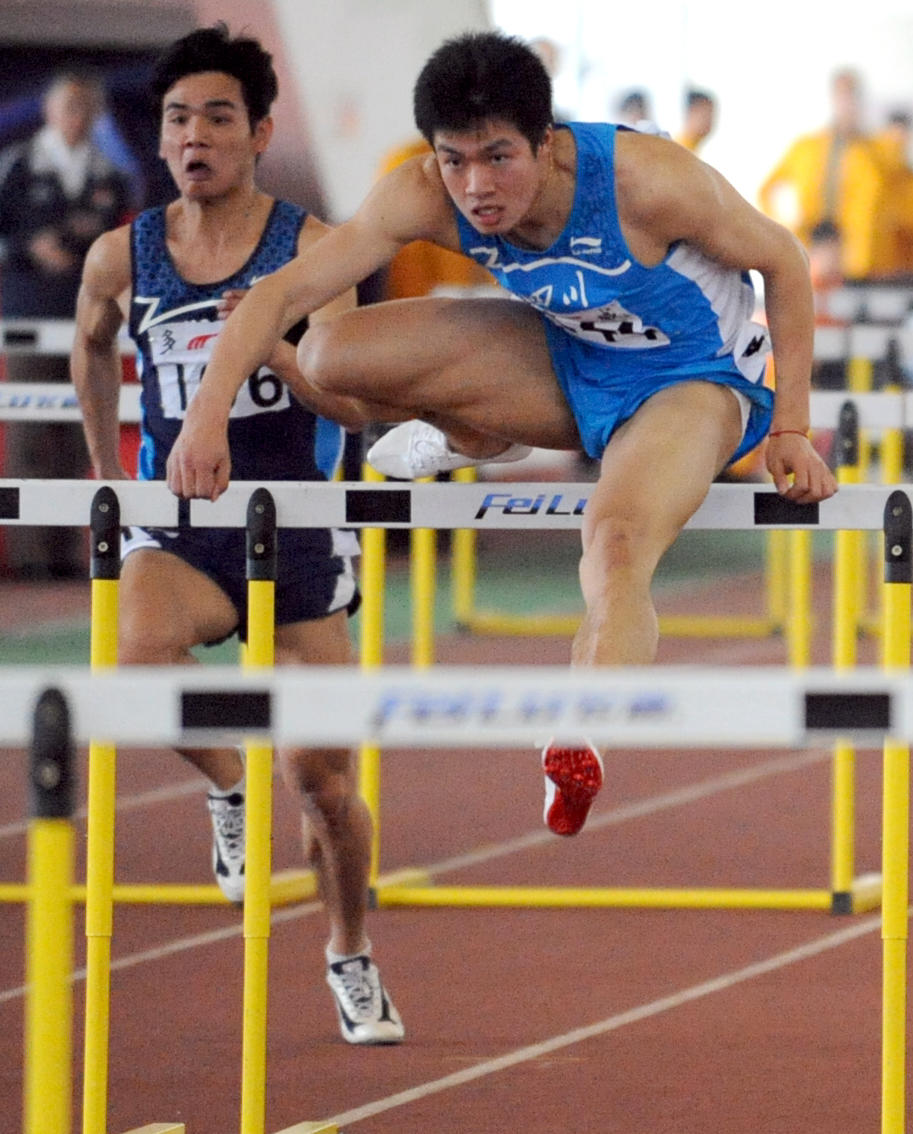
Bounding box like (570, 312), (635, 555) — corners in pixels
(871, 111), (913, 278)
(758, 69), (888, 280)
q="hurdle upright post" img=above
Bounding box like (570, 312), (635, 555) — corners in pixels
(359, 461), (387, 887)
(880, 488), (911, 1134)
(831, 402), (862, 910)
(411, 477), (436, 668)
(23, 687), (75, 1134)
(83, 485), (120, 1134)
(240, 488), (276, 1134)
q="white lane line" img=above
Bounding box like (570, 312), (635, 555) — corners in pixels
(0, 899), (323, 1006)
(429, 748), (828, 874)
(0, 748), (837, 1005)
(0, 776), (207, 840)
(326, 915), (883, 1128)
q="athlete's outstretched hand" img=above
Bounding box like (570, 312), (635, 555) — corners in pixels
(166, 413), (232, 501)
(766, 432), (837, 504)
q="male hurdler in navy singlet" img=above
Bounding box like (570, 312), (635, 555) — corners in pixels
(165, 31), (837, 839)
(71, 24), (403, 1045)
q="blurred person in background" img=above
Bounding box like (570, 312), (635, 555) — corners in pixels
(0, 69), (132, 578)
(871, 110), (913, 279)
(615, 88), (653, 129)
(675, 88), (716, 153)
(759, 68), (888, 281)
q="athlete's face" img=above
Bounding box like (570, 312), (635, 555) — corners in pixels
(159, 71), (272, 201)
(433, 119), (552, 237)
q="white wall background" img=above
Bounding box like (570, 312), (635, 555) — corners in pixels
(273, 0), (490, 220)
(491, 0), (913, 206)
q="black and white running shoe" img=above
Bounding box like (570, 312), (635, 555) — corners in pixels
(206, 786), (246, 903)
(326, 955), (405, 1045)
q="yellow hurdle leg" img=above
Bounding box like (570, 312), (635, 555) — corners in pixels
(84, 488), (121, 1134)
(24, 689), (75, 1134)
(787, 529), (813, 667)
(241, 491), (277, 1134)
(880, 491), (911, 1134)
(410, 485), (436, 668)
(830, 454), (861, 907)
(451, 467), (478, 627)
(358, 464), (387, 886)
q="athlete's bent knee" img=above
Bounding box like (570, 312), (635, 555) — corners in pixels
(297, 323), (347, 394)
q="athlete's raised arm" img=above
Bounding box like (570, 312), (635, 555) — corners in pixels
(615, 132), (836, 504)
(167, 157), (455, 500)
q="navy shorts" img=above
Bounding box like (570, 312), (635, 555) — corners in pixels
(122, 524), (360, 645)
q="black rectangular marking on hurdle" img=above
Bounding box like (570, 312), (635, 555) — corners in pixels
(3, 329), (37, 346)
(181, 690), (271, 731)
(0, 487), (19, 519)
(345, 488), (412, 524)
(804, 692), (891, 731)
(753, 493), (820, 526)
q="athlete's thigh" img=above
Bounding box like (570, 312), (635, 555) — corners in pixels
(274, 609), (355, 667)
(584, 381), (743, 553)
(303, 296), (579, 449)
(119, 548), (239, 660)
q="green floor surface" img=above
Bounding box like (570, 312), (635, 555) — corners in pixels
(0, 528), (799, 666)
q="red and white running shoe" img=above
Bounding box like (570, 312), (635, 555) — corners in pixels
(541, 740), (604, 836)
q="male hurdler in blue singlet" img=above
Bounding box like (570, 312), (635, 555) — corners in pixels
(166, 31), (838, 839)
(71, 24), (403, 1045)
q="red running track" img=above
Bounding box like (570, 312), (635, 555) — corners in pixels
(0, 564), (907, 1133)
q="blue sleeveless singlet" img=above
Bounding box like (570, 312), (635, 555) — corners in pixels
(452, 122), (774, 461)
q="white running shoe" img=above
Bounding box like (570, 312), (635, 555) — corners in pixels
(206, 785), (246, 903)
(326, 955), (405, 1045)
(366, 420), (532, 480)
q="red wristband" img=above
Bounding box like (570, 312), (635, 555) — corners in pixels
(768, 429), (809, 438)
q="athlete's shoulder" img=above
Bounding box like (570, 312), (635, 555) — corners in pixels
(83, 222), (132, 294)
(372, 149), (455, 245)
(614, 127), (700, 200)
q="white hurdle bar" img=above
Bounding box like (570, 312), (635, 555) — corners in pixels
(1, 307), (910, 356)
(0, 382), (141, 422)
(0, 385), (909, 430)
(0, 663), (905, 748)
(0, 478), (905, 531)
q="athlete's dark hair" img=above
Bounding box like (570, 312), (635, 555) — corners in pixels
(413, 31), (552, 151)
(150, 22), (278, 127)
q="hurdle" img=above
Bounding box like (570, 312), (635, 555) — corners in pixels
(10, 651), (913, 1133)
(446, 373), (913, 656)
(8, 483), (337, 1134)
(0, 479), (317, 910)
(1, 478), (907, 1130)
(0, 476), (902, 916)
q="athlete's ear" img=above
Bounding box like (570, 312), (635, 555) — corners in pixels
(253, 114), (274, 156)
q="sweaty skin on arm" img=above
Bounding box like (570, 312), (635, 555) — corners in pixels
(166, 158), (456, 500)
(614, 132), (836, 504)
